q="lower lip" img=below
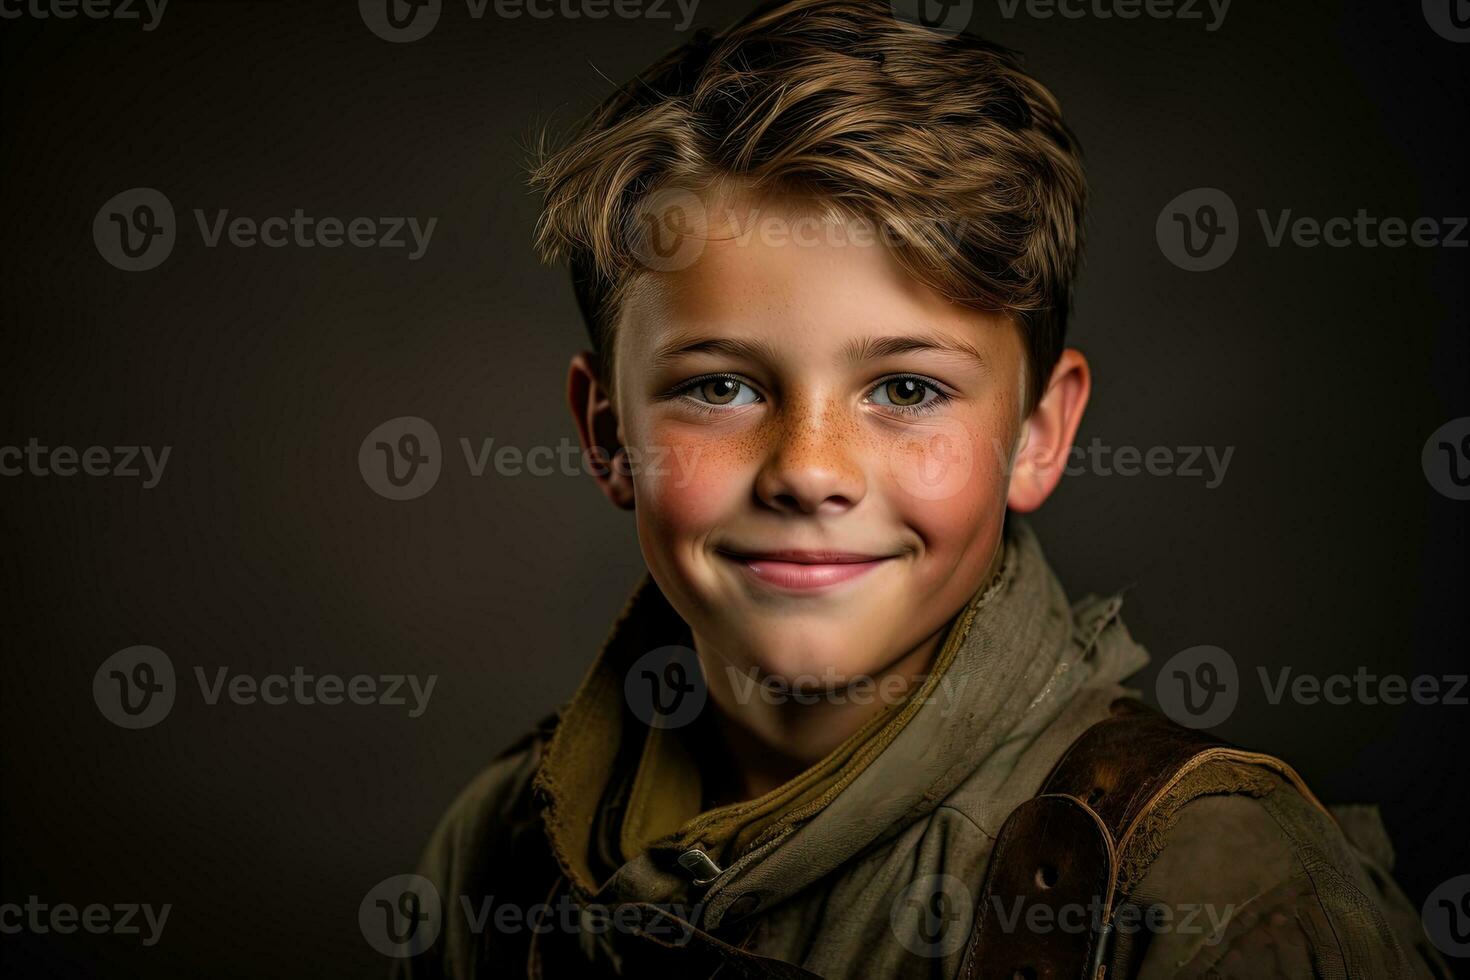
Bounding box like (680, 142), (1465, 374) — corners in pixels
(724, 555), (893, 591)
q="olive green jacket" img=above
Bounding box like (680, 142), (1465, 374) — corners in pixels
(394, 520), (1441, 978)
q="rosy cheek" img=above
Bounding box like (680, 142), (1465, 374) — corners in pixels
(630, 422), (754, 535)
(881, 417), (975, 503)
(880, 418), (1012, 549)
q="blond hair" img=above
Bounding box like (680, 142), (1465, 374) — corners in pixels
(530, 0), (1089, 408)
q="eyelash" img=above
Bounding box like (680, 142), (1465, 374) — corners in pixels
(869, 374), (952, 416)
(668, 373), (952, 417)
(669, 374), (757, 416)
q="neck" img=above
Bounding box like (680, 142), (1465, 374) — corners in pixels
(693, 626), (947, 807)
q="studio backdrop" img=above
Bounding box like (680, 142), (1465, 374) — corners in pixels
(1, 1), (1466, 976)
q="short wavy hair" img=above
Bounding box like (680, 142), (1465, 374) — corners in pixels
(529, 0), (1089, 410)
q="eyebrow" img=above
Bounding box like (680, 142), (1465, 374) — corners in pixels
(648, 333), (990, 370)
(841, 334), (989, 368)
(649, 336), (785, 369)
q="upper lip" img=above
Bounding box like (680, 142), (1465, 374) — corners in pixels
(718, 548), (896, 564)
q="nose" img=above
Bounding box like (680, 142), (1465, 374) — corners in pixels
(753, 397), (867, 516)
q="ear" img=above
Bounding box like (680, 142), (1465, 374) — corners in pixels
(568, 351), (635, 510)
(1006, 348), (1090, 513)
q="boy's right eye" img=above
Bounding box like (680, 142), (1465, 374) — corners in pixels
(676, 375), (761, 409)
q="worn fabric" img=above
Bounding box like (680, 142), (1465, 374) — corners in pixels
(394, 519), (1440, 979)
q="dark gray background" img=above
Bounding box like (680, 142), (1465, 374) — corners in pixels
(1, 0), (1466, 976)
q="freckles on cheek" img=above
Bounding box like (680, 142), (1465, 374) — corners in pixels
(881, 416), (1003, 505)
(881, 419), (1011, 549)
(632, 426), (755, 535)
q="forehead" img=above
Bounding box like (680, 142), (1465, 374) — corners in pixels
(616, 191), (1019, 365)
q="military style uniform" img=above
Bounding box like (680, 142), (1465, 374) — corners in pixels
(394, 520), (1444, 978)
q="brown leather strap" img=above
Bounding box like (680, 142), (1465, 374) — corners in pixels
(1041, 698), (1328, 854)
(961, 794), (1116, 980)
(958, 697), (1331, 980)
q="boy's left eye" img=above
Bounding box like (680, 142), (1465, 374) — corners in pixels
(866, 376), (947, 412)
(678, 375), (761, 408)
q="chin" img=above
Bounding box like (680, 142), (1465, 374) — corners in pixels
(724, 616), (897, 687)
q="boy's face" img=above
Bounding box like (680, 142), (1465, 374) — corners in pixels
(574, 194), (1082, 686)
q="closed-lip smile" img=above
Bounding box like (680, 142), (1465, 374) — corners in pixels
(717, 547), (900, 591)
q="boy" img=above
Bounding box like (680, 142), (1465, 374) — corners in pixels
(397, 2), (1441, 976)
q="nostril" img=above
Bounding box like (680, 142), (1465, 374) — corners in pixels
(815, 493), (857, 514)
(772, 492), (803, 512)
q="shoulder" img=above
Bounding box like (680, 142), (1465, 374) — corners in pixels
(419, 713), (558, 892)
(1122, 763), (1439, 978)
(394, 714), (560, 980)
(1031, 699), (1440, 977)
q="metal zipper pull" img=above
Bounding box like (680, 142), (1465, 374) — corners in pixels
(677, 848), (724, 886)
